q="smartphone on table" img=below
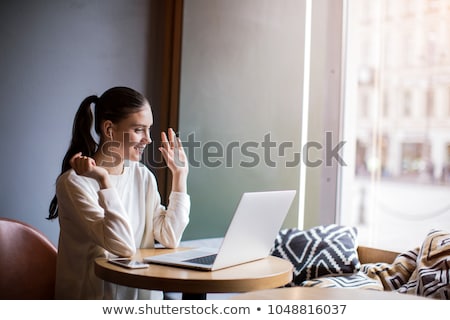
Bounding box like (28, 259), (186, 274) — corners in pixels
(108, 258), (149, 269)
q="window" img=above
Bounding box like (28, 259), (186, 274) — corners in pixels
(339, 0), (450, 252)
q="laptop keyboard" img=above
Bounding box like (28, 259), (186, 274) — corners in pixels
(183, 254), (217, 265)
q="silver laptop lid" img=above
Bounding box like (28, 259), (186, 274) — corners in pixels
(211, 190), (296, 270)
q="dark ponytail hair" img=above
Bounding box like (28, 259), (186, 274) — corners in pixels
(47, 87), (148, 220)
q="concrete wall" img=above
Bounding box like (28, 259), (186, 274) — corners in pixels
(179, 0), (306, 239)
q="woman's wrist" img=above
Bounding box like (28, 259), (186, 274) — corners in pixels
(98, 175), (112, 189)
(171, 172), (188, 193)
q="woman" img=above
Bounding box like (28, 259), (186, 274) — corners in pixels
(48, 86), (190, 299)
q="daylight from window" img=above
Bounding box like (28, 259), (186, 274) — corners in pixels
(340, 0), (450, 251)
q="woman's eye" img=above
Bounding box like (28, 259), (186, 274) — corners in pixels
(135, 128), (151, 136)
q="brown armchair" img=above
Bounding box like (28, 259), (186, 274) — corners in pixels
(0, 218), (57, 299)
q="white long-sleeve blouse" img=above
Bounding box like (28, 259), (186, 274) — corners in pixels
(54, 160), (190, 299)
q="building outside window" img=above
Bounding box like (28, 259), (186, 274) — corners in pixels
(340, 0), (450, 251)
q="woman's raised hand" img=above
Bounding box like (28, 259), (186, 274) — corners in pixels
(159, 128), (188, 192)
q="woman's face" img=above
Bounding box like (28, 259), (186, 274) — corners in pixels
(110, 103), (153, 162)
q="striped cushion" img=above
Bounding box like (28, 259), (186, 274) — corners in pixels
(300, 272), (383, 290)
(398, 229), (450, 299)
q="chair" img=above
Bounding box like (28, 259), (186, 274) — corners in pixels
(0, 217), (57, 299)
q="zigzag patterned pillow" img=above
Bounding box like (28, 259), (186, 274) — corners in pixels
(270, 224), (361, 285)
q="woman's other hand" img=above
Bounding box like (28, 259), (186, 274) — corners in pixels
(69, 152), (111, 189)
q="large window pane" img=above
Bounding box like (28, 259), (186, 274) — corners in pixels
(340, 0), (450, 252)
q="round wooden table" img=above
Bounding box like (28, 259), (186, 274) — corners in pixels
(95, 248), (293, 299)
(229, 286), (429, 300)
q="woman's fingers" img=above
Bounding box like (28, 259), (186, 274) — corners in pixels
(161, 131), (168, 148)
(69, 152), (97, 176)
(69, 152), (83, 168)
(168, 128), (177, 148)
(161, 128), (180, 150)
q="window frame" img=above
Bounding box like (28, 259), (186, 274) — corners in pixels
(302, 0), (347, 228)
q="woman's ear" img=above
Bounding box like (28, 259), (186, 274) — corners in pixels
(102, 120), (114, 140)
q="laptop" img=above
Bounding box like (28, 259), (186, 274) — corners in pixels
(144, 190), (296, 271)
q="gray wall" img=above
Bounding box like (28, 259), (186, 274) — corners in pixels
(179, 0), (306, 239)
(0, 0), (151, 245)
